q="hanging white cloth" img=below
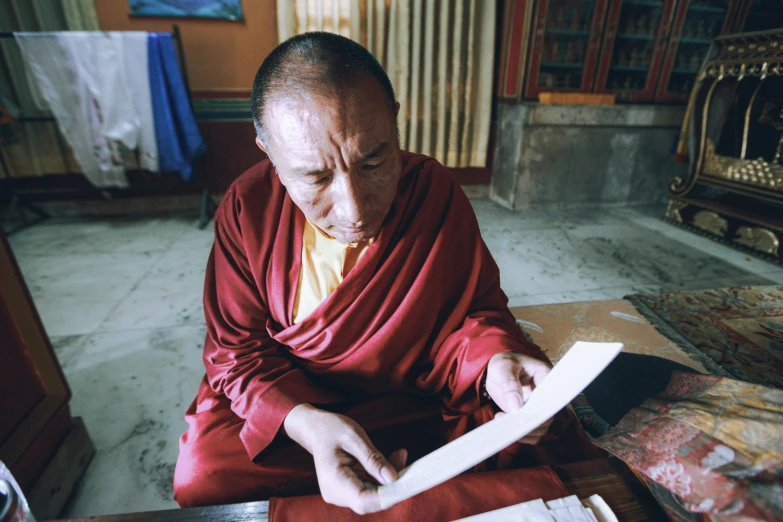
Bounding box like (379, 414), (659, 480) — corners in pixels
(15, 32), (130, 188)
(118, 31), (158, 173)
(15, 31), (162, 187)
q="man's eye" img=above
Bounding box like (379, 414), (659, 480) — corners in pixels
(363, 162), (383, 171)
(312, 176), (330, 186)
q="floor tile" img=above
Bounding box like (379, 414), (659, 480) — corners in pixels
(6, 202), (780, 518)
(58, 326), (206, 517)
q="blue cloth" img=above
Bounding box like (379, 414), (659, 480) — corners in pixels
(148, 33), (205, 182)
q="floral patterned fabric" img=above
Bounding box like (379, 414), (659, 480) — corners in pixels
(596, 372), (783, 521)
(628, 286), (783, 389)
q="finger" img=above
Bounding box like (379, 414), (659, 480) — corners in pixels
(330, 463), (383, 515)
(516, 421), (552, 444)
(342, 431), (398, 486)
(518, 434), (543, 445)
(487, 358), (527, 413)
(350, 484), (384, 515)
(389, 448), (408, 471)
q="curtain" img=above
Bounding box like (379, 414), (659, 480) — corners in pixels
(276, 0), (496, 168)
(0, 0), (99, 179)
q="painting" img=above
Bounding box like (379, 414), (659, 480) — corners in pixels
(129, 0), (244, 21)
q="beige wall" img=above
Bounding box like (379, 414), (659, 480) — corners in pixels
(95, 0), (278, 91)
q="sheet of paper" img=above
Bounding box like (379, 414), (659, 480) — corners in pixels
(456, 498), (554, 522)
(378, 341), (623, 509)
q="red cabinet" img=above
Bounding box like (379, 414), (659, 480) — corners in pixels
(656, 0), (736, 102)
(525, 0), (610, 98)
(498, 0), (747, 103)
(0, 227), (72, 492)
(594, 0), (678, 102)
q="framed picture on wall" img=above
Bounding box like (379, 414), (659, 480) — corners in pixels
(129, 0), (244, 21)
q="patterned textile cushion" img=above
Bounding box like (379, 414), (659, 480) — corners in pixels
(595, 372), (783, 521)
(627, 286), (783, 388)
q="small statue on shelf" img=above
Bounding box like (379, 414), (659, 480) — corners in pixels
(637, 14), (648, 35)
(682, 23), (694, 38)
(623, 76), (634, 90)
(630, 46), (641, 66)
(565, 42), (577, 63)
(625, 13), (637, 34)
(643, 42), (653, 64)
(677, 52), (688, 69)
(555, 8), (566, 29)
(696, 20), (707, 39)
(564, 74), (573, 88)
(708, 20), (719, 37)
(648, 15), (659, 35)
(610, 77), (621, 89)
(689, 51), (703, 70)
(539, 73), (555, 88)
(681, 79), (692, 92)
(618, 48), (631, 66)
(570, 8), (581, 30)
(547, 40), (560, 62)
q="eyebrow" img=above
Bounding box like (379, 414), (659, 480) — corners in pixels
(294, 142), (390, 176)
(358, 141), (389, 161)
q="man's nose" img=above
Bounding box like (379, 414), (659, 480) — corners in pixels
(333, 173), (367, 224)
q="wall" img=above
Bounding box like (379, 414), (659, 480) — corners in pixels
(96, 1), (483, 191)
(95, 0), (278, 92)
(491, 103), (689, 210)
(95, 1), (278, 192)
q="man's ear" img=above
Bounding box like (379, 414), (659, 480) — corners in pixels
(255, 136), (268, 155)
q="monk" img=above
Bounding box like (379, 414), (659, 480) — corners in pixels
(173, 32), (599, 514)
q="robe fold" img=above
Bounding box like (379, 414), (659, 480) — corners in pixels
(173, 152), (600, 508)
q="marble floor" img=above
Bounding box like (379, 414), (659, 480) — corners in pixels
(7, 200), (783, 517)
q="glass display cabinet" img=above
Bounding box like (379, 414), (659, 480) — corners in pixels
(656, 0), (735, 102)
(497, 0), (751, 103)
(595, 0), (678, 101)
(525, 0), (610, 98)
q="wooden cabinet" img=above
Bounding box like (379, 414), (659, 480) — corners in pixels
(525, 0), (610, 98)
(594, 0), (678, 102)
(656, 0), (736, 102)
(498, 0), (748, 103)
(0, 226), (93, 521)
(0, 227), (72, 493)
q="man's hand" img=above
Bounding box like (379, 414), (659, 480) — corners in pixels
(283, 403), (407, 514)
(485, 352), (554, 444)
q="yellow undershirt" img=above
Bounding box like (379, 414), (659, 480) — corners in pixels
(292, 221), (374, 324)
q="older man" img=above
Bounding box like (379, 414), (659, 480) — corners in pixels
(173, 32), (598, 514)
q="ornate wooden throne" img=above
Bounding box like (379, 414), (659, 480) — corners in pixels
(666, 29), (783, 262)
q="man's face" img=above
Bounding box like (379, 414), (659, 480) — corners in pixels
(258, 76), (401, 245)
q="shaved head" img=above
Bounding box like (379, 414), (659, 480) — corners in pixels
(250, 32), (397, 147)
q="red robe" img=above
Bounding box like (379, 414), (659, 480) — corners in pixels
(173, 152), (600, 508)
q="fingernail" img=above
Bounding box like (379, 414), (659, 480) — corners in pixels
(400, 449), (408, 465)
(510, 393), (524, 411)
(381, 467), (397, 484)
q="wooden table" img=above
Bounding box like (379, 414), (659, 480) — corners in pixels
(53, 458), (666, 521)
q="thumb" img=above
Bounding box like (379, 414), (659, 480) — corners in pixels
(389, 448), (408, 471)
(505, 390), (525, 411)
(343, 432), (398, 485)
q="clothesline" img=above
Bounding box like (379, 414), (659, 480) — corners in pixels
(0, 25), (193, 120)
(0, 25), (214, 228)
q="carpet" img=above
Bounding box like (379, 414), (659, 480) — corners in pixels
(626, 286), (783, 389)
(509, 300), (710, 373)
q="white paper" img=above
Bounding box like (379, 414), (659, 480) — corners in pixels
(583, 495), (619, 522)
(456, 498), (555, 522)
(378, 342), (623, 509)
